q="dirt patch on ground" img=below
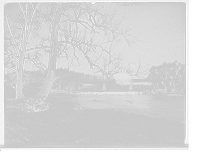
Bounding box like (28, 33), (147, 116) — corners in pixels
(4, 94), (187, 148)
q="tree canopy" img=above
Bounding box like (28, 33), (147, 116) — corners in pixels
(148, 61), (185, 93)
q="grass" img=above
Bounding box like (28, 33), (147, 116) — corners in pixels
(4, 93), (187, 148)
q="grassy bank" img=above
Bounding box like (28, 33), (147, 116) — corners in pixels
(5, 97), (184, 147)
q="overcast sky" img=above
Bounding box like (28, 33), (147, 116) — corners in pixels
(6, 2), (186, 78)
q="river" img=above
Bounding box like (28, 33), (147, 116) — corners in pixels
(78, 94), (186, 123)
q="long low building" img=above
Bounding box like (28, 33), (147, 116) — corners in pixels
(78, 80), (152, 92)
(78, 78), (182, 91)
(81, 83), (97, 92)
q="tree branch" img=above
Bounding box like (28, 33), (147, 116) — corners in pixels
(58, 28), (76, 43)
(76, 44), (112, 79)
(29, 3), (40, 28)
(24, 56), (47, 71)
(5, 16), (21, 57)
(4, 32), (22, 42)
(5, 53), (19, 63)
(68, 4), (97, 26)
(30, 7), (55, 32)
(18, 3), (26, 20)
(5, 65), (17, 73)
(60, 17), (91, 30)
(135, 58), (141, 76)
(26, 46), (50, 53)
(5, 53), (19, 61)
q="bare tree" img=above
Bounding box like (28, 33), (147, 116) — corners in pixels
(35, 3), (62, 97)
(34, 3), (133, 98)
(93, 44), (124, 79)
(5, 3), (43, 99)
(121, 57), (150, 91)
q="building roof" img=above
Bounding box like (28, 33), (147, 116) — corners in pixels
(81, 83), (96, 87)
(31, 76), (45, 79)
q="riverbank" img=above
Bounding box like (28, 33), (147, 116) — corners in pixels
(76, 91), (145, 95)
(75, 91), (184, 96)
(162, 93), (185, 97)
(5, 97), (184, 147)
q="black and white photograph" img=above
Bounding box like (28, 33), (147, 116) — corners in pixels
(2, 1), (187, 149)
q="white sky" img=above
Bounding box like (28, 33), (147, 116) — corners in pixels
(5, 2), (186, 77)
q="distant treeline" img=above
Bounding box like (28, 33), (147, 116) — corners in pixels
(6, 68), (104, 93)
(51, 68), (103, 94)
(148, 61), (185, 94)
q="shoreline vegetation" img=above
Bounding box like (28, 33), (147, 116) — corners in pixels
(75, 91), (184, 96)
(4, 95), (185, 148)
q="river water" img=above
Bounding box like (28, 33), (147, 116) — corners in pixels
(78, 94), (186, 123)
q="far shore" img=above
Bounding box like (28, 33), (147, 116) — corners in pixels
(75, 91), (184, 96)
(76, 91), (145, 95)
(162, 93), (184, 96)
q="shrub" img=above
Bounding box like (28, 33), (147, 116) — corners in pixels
(24, 97), (49, 112)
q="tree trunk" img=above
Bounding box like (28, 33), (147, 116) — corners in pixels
(15, 55), (24, 99)
(172, 80), (176, 92)
(36, 3), (62, 98)
(15, 71), (24, 99)
(59, 79), (61, 90)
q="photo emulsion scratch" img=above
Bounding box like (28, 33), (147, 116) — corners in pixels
(3, 2), (187, 148)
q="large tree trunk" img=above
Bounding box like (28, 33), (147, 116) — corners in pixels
(36, 3), (62, 98)
(15, 39), (26, 99)
(15, 20), (28, 99)
(15, 70), (24, 99)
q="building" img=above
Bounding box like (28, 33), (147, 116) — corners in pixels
(130, 79), (152, 92)
(81, 83), (97, 92)
(78, 79), (152, 92)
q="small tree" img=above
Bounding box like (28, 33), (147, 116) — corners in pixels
(5, 3), (45, 98)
